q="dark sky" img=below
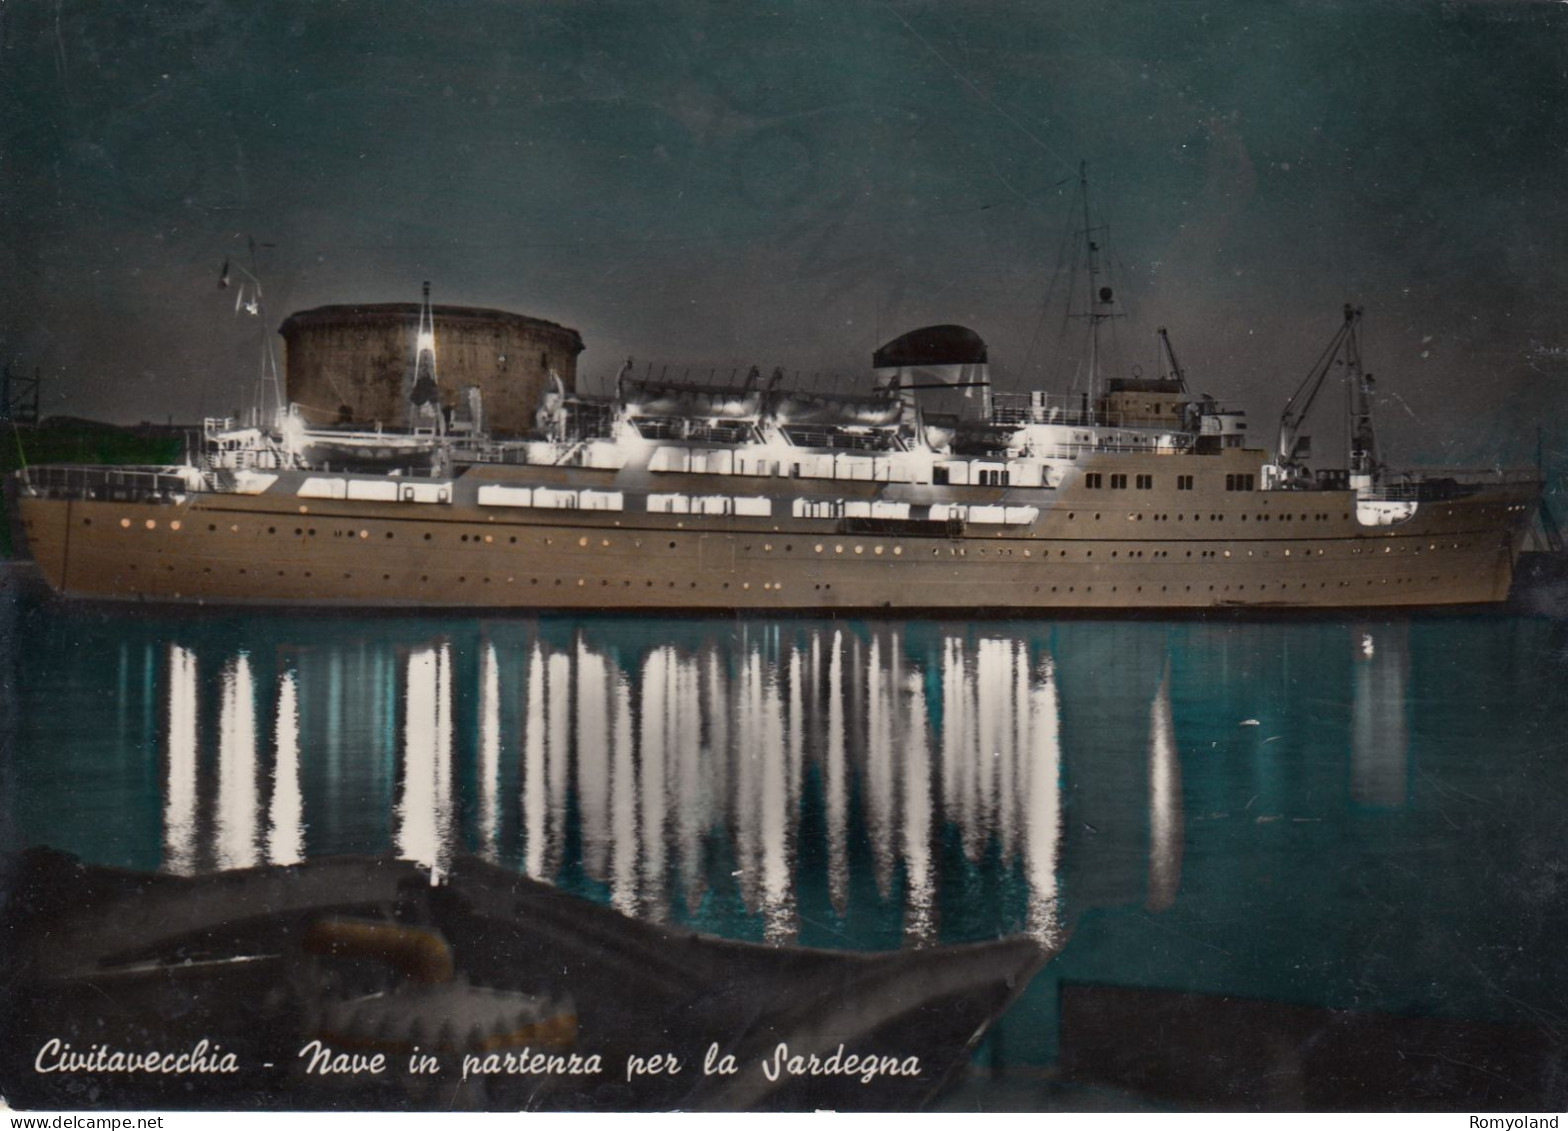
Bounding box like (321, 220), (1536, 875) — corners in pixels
(3, 0), (1567, 472)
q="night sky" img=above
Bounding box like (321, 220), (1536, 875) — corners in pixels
(3, 1), (1567, 473)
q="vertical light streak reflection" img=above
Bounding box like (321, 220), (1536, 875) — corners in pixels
(787, 644), (804, 811)
(214, 653), (258, 871)
(1146, 662), (1183, 913)
(1025, 655), (1064, 947)
(522, 644), (548, 880)
(975, 638), (1006, 855)
(397, 644), (454, 879)
(734, 649), (762, 915)
(546, 651), (571, 880)
(864, 634), (896, 898)
(268, 669), (304, 866)
(946, 637), (983, 862)
(1003, 639), (1030, 865)
(575, 642), (611, 882)
(825, 629), (848, 915)
(609, 667), (638, 917)
(1351, 628), (1410, 809)
(759, 653), (795, 944)
(672, 650), (706, 914)
(902, 667), (936, 946)
(478, 641), (501, 862)
(162, 644), (199, 876)
(638, 648), (671, 920)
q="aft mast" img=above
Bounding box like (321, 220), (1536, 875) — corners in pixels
(1074, 162), (1120, 420)
(1344, 309), (1380, 486)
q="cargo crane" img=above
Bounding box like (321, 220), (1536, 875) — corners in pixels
(1274, 304), (1381, 489)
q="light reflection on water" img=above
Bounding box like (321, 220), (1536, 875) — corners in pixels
(150, 623), (1081, 948)
(13, 601), (1566, 1060)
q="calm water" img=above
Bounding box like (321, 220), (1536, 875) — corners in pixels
(3, 573), (1566, 1084)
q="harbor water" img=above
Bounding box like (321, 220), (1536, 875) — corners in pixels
(3, 568), (1565, 1106)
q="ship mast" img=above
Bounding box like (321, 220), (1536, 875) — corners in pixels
(1345, 313), (1379, 479)
(1074, 162), (1119, 418)
(219, 237), (284, 430)
(410, 281), (444, 436)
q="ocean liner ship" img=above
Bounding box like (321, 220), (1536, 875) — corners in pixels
(12, 282), (1540, 611)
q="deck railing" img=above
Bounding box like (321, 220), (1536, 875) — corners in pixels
(19, 465), (202, 502)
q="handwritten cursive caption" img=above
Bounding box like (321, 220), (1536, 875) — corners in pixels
(33, 1038), (922, 1086)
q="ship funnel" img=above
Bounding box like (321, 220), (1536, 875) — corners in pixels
(873, 324), (990, 421)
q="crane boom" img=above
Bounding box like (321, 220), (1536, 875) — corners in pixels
(1276, 304), (1362, 470)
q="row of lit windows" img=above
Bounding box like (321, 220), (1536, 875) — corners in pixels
(1085, 472), (1236, 492)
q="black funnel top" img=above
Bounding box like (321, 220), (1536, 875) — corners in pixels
(873, 325), (988, 368)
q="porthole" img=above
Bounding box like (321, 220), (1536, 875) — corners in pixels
(145, 519), (157, 530)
